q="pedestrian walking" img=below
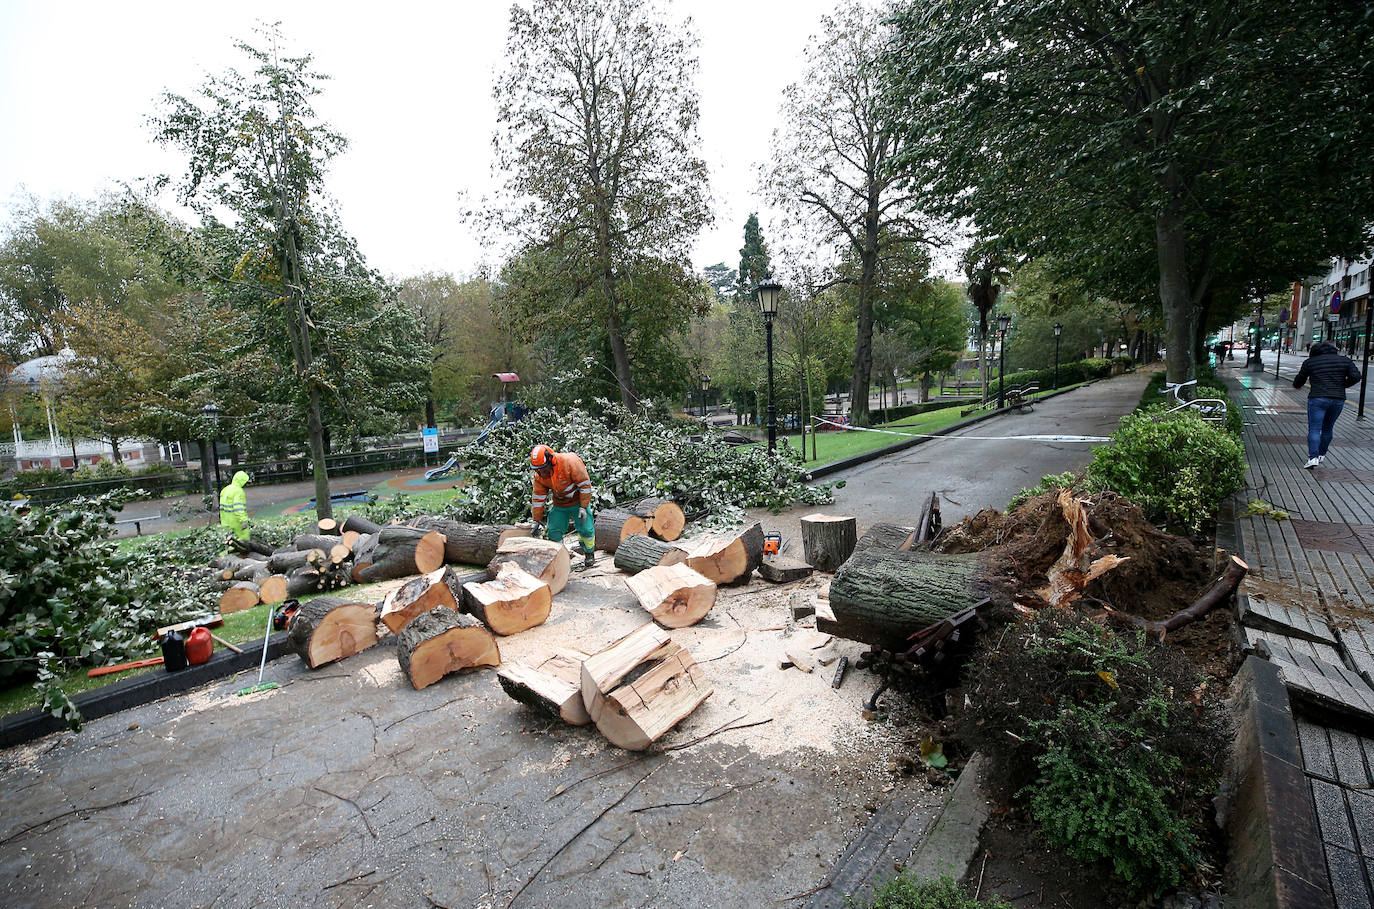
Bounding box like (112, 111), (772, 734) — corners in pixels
(1293, 341), (1363, 469)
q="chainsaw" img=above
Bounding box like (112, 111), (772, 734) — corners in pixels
(763, 532), (783, 556)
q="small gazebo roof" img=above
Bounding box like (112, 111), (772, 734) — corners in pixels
(8, 348), (77, 391)
(491, 372), (521, 384)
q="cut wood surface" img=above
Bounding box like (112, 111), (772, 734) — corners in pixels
(822, 548), (999, 649)
(380, 566), (461, 634)
(594, 510), (649, 553)
(581, 626), (711, 751)
(353, 527), (445, 584)
(287, 596), (380, 669)
(341, 514), (383, 537)
(854, 522), (916, 552)
(678, 522), (764, 586)
(759, 556), (814, 584)
(636, 498), (686, 542)
(218, 581), (259, 614)
(613, 534), (687, 575)
(340, 529), (361, 551)
(625, 563), (717, 628)
(407, 516), (529, 566)
(317, 517), (339, 534)
(486, 537), (571, 596)
(257, 574), (288, 605)
(497, 648), (592, 725)
(800, 514), (858, 572)
(395, 606), (500, 690)
(462, 563), (552, 635)
(329, 543), (351, 565)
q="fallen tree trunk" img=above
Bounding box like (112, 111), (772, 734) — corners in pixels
(219, 581), (260, 614)
(801, 514), (857, 572)
(341, 514), (383, 537)
(580, 625), (712, 751)
(353, 527), (446, 584)
(678, 522), (764, 586)
(487, 538), (571, 596)
(294, 533), (343, 553)
(380, 566), (460, 634)
(287, 596), (380, 669)
(395, 607), (500, 690)
(213, 555), (268, 578)
(855, 522), (916, 552)
(230, 538), (275, 558)
(594, 510), (650, 553)
(462, 563), (551, 635)
(822, 548), (1001, 649)
(497, 649), (592, 725)
(613, 534), (686, 575)
(406, 516), (529, 566)
(625, 563), (717, 628)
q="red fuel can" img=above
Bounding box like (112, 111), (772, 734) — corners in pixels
(185, 627), (214, 665)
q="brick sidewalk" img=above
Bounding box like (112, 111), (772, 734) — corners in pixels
(1221, 359), (1374, 909)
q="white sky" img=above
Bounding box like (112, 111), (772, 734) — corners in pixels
(0, 0), (854, 283)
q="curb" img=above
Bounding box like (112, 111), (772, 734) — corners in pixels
(0, 632), (293, 749)
(807, 382), (1095, 480)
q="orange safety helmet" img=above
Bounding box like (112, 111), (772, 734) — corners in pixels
(529, 444), (555, 469)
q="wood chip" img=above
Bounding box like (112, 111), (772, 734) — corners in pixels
(783, 647), (815, 673)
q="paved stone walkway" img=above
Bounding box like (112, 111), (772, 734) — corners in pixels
(1222, 354), (1374, 909)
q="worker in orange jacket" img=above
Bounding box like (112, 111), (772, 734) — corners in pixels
(529, 444), (596, 569)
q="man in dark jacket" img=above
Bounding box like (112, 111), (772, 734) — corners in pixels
(1293, 341), (1363, 468)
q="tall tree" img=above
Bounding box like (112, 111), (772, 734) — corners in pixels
(884, 0), (1374, 397)
(736, 213), (771, 299)
(154, 24), (352, 518)
(487, 0), (711, 411)
(766, 2), (934, 426)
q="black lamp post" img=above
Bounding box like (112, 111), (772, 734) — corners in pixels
(996, 313), (1011, 409)
(1052, 322), (1063, 390)
(755, 275), (782, 451)
(699, 375), (710, 422)
(200, 402), (222, 498)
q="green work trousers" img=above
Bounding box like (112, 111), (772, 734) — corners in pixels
(545, 504), (595, 552)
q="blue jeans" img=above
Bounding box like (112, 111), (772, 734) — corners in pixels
(1307, 397), (1345, 458)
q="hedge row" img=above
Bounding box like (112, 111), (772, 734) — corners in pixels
(985, 356), (1131, 399)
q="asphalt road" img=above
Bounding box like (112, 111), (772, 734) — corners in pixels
(0, 372), (1152, 909)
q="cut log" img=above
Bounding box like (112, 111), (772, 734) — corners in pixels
(353, 527), (446, 584)
(268, 548), (325, 575)
(287, 596), (380, 669)
(350, 532), (379, 581)
(613, 534), (687, 575)
(212, 555), (268, 576)
(759, 556), (815, 584)
(257, 574), (288, 605)
(625, 563), (717, 628)
(855, 522), (916, 552)
(406, 516), (530, 566)
(635, 498), (686, 542)
(233, 563), (271, 582)
(800, 514), (858, 572)
(461, 563), (552, 635)
(497, 649), (592, 725)
(395, 606), (500, 690)
(580, 626), (712, 752)
(328, 543), (351, 565)
(380, 566), (461, 634)
(340, 529), (361, 551)
(678, 522), (764, 586)
(218, 581), (259, 614)
(486, 537), (571, 596)
(287, 568), (325, 598)
(294, 533), (343, 553)
(822, 548), (1000, 649)
(317, 517), (338, 534)
(341, 514), (383, 537)
(594, 510), (649, 553)
(230, 537), (275, 558)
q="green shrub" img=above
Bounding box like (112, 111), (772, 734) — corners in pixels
(856, 875), (1011, 908)
(1087, 407), (1246, 533)
(0, 466), (72, 499)
(1008, 471), (1081, 511)
(1080, 357), (1114, 378)
(960, 612), (1224, 899)
(72, 459), (133, 481)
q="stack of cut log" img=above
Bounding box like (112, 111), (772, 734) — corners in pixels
(593, 498), (687, 553)
(606, 522), (764, 629)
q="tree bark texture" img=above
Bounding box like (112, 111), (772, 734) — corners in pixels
(801, 514), (858, 572)
(855, 522), (915, 552)
(1157, 194), (1198, 398)
(395, 606), (500, 690)
(407, 516), (528, 566)
(486, 538), (571, 596)
(595, 510), (650, 553)
(294, 534), (343, 553)
(268, 548), (326, 575)
(287, 596), (380, 669)
(353, 528), (446, 584)
(613, 534), (687, 575)
(341, 514), (384, 537)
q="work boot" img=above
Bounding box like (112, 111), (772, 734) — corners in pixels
(578, 544), (596, 570)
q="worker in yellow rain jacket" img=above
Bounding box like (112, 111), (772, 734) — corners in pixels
(528, 444), (596, 569)
(219, 470), (251, 543)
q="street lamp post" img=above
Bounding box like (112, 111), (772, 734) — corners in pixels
(1052, 322), (1063, 390)
(200, 402), (223, 500)
(996, 313), (1011, 409)
(755, 275), (782, 451)
(699, 375), (710, 422)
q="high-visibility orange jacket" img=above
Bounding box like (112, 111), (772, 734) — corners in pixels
(531, 451), (592, 520)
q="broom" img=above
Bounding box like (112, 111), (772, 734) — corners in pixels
(235, 603), (281, 696)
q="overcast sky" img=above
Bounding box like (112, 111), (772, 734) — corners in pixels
(0, 0), (860, 284)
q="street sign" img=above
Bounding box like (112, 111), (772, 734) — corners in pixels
(1332, 291), (1343, 314)
(422, 427), (439, 453)
(1279, 307), (1289, 323)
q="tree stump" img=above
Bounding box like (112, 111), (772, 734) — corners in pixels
(613, 534), (687, 575)
(461, 563), (552, 635)
(341, 514), (383, 536)
(487, 538), (571, 596)
(219, 581), (260, 614)
(380, 566), (460, 634)
(594, 510), (651, 553)
(497, 648), (592, 725)
(580, 624), (712, 751)
(800, 514), (858, 572)
(353, 527), (446, 584)
(636, 498), (687, 542)
(855, 522), (916, 552)
(406, 516), (530, 566)
(625, 563), (717, 628)
(821, 548), (1000, 649)
(395, 607), (500, 690)
(287, 596), (380, 669)
(678, 522), (764, 586)
(758, 556), (814, 584)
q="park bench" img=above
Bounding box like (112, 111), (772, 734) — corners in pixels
(1005, 383), (1039, 413)
(114, 514), (160, 535)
